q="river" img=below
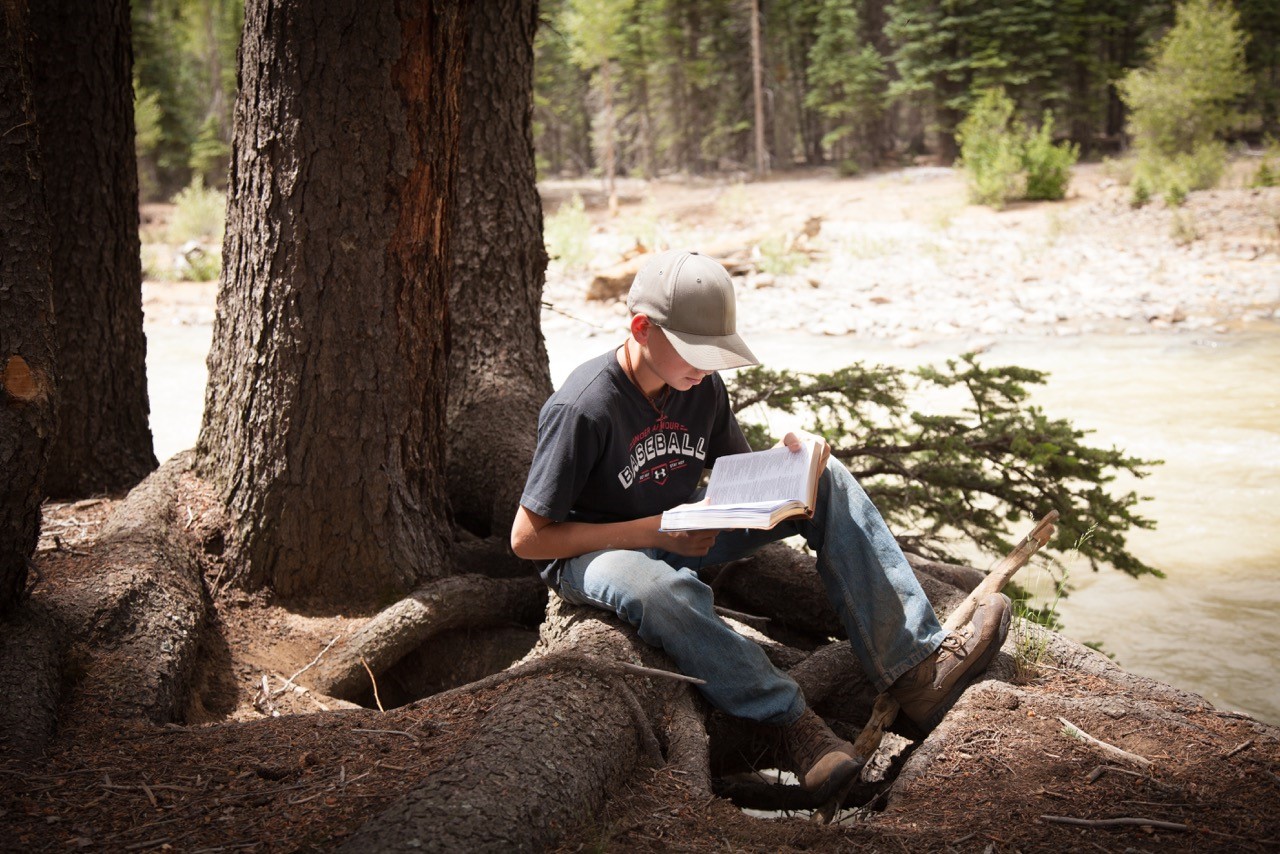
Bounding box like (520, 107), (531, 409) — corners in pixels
(146, 318), (1280, 725)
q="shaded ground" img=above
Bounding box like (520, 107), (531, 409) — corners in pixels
(5, 498), (1278, 853)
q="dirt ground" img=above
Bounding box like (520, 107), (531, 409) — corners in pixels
(6, 489), (1279, 851)
(5, 165), (1280, 851)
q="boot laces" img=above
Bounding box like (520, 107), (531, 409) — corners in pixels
(785, 713), (838, 774)
(937, 625), (973, 664)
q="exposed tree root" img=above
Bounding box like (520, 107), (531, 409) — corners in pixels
(340, 593), (690, 850)
(306, 574), (547, 701)
(30, 454), (212, 730)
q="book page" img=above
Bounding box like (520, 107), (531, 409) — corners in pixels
(705, 441), (816, 506)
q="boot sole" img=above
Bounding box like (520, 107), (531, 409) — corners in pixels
(916, 597), (1012, 732)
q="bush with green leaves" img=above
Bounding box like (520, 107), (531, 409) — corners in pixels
(1251, 139), (1280, 188)
(958, 88), (1078, 208)
(957, 88), (1026, 208)
(543, 193), (592, 269)
(1023, 113), (1079, 201)
(726, 356), (1160, 578)
(1119, 0), (1249, 206)
(168, 175), (226, 245)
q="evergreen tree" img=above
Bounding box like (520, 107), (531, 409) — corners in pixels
(533, 0), (593, 176)
(805, 0), (885, 167)
(1237, 0), (1280, 135)
(885, 0), (1069, 160)
(132, 0), (242, 197)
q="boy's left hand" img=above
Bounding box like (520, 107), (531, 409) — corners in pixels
(779, 430), (830, 469)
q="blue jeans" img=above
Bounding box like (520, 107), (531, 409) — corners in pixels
(556, 457), (946, 726)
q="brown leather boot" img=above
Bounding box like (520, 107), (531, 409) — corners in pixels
(780, 708), (861, 801)
(890, 592), (1012, 733)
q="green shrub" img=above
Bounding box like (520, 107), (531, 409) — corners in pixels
(957, 88), (1024, 208)
(1119, 0), (1248, 206)
(1131, 142), (1226, 207)
(1170, 210), (1199, 245)
(543, 193), (592, 269)
(756, 235), (806, 275)
(1129, 178), (1152, 208)
(1023, 113), (1079, 201)
(189, 114), (230, 184)
(1251, 139), (1280, 188)
(177, 247), (222, 282)
(958, 89), (1078, 208)
(168, 176), (226, 244)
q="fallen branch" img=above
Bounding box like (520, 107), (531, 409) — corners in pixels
(943, 510), (1059, 631)
(616, 660), (706, 686)
(416, 650), (700, 711)
(1040, 814), (1187, 832)
(714, 605), (770, 632)
(1059, 716), (1152, 769)
(352, 728), (419, 743)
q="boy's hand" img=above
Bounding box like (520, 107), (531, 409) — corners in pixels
(657, 527), (720, 557)
(780, 430), (830, 469)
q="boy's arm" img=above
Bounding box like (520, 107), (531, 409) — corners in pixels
(510, 505), (719, 561)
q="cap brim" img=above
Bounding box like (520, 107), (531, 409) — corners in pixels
(662, 327), (760, 371)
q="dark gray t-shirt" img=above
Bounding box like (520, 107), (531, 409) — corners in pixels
(520, 349), (751, 583)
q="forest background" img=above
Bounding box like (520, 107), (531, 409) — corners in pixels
(136, 0), (1280, 201)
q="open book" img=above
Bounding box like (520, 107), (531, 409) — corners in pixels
(659, 438), (824, 531)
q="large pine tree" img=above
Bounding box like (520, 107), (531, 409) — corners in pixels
(0, 0), (57, 614)
(197, 0), (465, 606)
(28, 0), (157, 498)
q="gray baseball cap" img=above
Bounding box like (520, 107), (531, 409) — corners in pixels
(625, 249), (760, 371)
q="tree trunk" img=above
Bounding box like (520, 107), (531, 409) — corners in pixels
(600, 58), (618, 214)
(750, 0), (768, 176)
(28, 0), (156, 498)
(197, 0), (466, 606)
(446, 0), (551, 539)
(0, 0), (56, 615)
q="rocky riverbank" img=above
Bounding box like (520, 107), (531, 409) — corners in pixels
(538, 163), (1280, 353)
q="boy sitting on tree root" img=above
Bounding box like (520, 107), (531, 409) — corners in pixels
(511, 250), (1011, 800)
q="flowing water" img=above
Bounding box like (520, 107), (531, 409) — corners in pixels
(149, 320), (1280, 724)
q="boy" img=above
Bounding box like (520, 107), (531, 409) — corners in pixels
(512, 250), (1010, 800)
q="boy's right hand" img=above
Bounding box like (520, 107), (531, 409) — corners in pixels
(657, 527), (720, 557)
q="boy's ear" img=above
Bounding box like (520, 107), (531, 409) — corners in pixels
(629, 314), (652, 343)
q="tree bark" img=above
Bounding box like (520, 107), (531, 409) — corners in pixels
(70, 455), (211, 724)
(306, 574), (545, 701)
(197, 0), (466, 606)
(0, 0), (56, 615)
(0, 602), (63, 758)
(341, 594), (682, 851)
(28, 0), (156, 498)
(446, 0), (551, 539)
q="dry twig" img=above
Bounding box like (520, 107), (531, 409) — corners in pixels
(360, 658), (384, 712)
(1040, 814), (1187, 832)
(1224, 738), (1254, 759)
(273, 634), (343, 697)
(1059, 717), (1152, 769)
